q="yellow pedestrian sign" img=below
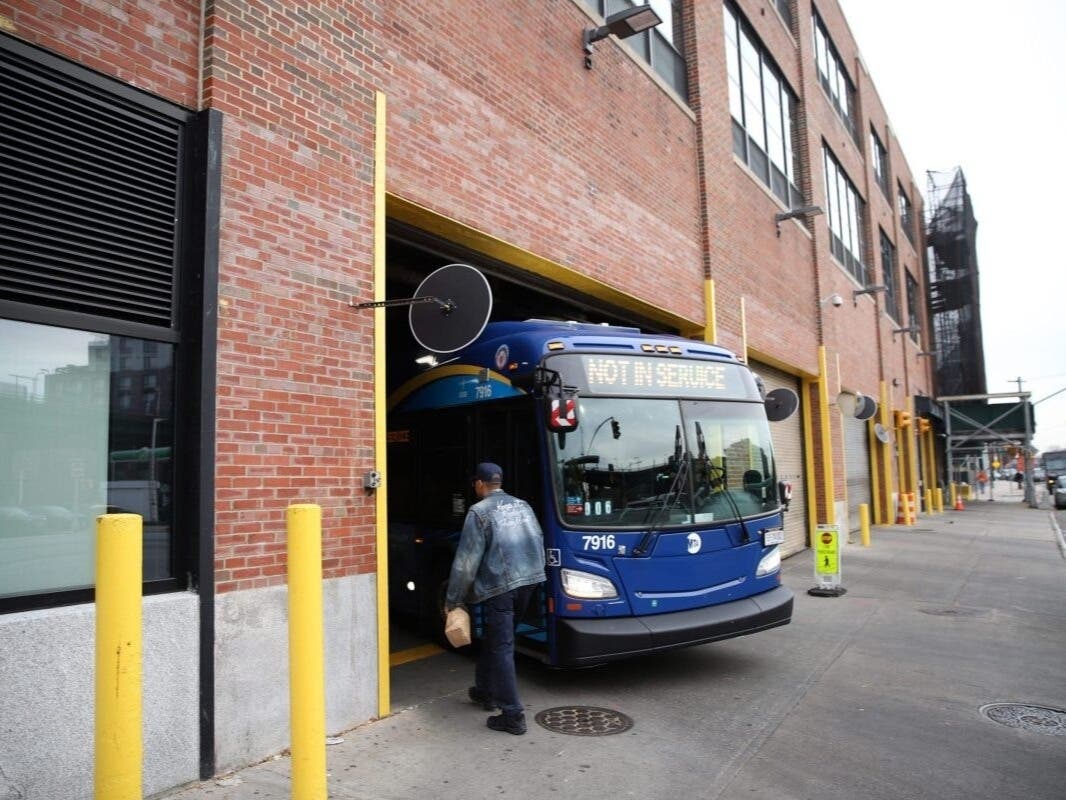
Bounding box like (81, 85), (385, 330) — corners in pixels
(808, 524), (845, 597)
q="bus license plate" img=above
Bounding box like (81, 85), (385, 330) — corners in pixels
(763, 528), (785, 545)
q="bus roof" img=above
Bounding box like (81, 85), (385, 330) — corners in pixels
(458, 320), (739, 374)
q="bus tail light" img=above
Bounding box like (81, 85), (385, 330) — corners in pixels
(561, 568), (618, 599)
(756, 547), (781, 577)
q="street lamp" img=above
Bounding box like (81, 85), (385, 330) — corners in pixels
(583, 5), (662, 69)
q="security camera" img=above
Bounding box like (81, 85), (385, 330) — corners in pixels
(830, 293), (843, 307)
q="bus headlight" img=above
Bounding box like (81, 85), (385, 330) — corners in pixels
(561, 568), (618, 599)
(756, 547), (781, 577)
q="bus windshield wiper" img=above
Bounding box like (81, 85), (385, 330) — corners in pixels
(708, 464), (751, 544)
(633, 455), (689, 557)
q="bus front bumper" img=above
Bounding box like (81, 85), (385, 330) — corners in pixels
(553, 585), (793, 667)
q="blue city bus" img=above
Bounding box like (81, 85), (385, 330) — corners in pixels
(386, 320), (795, 667)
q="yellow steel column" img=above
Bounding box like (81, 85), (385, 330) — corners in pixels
(801, 377), (818, 546)
(373, 91), (391, 719)
(879, 382), (894, 524)
(704, 278), (717, 344)
(287, 504), (327, 800)
(859, 503), (871, 547)
(817, 347), (835, 525)
(739, 296), (748, 362)
(867, 417), (881, 527)
(908, 396), (920, 508)
(95, 513), (143, 800)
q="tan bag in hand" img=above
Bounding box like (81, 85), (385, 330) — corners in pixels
(444, 607), (471, 647)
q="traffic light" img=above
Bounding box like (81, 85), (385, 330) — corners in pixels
(894, 410), (912, 429)
(917, 417), (931, 434)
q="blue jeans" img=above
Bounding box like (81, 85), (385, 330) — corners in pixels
(475, 584), (535, 718)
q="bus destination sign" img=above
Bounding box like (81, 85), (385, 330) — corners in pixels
(550, 354), (758, 400)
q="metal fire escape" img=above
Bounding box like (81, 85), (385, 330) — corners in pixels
(925, 168), (986, 396)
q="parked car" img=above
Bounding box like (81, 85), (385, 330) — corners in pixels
(26, 505), (83, 533)
(1054, 476), (1066, 510)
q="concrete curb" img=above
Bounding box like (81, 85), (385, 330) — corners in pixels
(1050, 511), (1066, 559)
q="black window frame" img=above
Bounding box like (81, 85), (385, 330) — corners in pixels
(774, 0), (794, 32)
(879, 228), (901, 323)
(870, 127), (890, 198)
(905, 271), (920, 342)
(582, 0), (689, 100)
(898, 183), (916, 245)
(823, 144), (869, 285)
(0, 33), (219, 614)
(812, 8), (858, 143)
(724, 2), (804, 209)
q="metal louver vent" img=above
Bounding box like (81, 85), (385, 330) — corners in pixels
(1, 37), (188, 328)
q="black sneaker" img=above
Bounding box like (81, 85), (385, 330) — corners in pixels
(468, 686), (496, 711)
(486, 713), (526, 735)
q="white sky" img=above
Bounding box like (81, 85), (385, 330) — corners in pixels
(838, 0), (1066, 455)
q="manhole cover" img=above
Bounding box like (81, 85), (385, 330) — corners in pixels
(534, 706), (634, 736)
(980, 703), (1066, 736)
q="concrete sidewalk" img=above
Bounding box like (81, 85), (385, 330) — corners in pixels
(158, 499), (1066, 800)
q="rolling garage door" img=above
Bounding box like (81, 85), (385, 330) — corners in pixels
(751, 362), (807, 557)
(843, 414), (872, 533)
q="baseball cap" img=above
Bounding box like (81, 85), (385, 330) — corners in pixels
(473, 462), (503, 483)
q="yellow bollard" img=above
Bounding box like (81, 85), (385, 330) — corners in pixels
(935, 487), (944, 513)
(287, 504), (327, 800)
(859, 503), (871, 547)
(950, 483), (957, 509)
(95, 514), (143, 800)
(924, 489), (933, 516)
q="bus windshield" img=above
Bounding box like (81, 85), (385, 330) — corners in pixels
(550, 397), (778, 529)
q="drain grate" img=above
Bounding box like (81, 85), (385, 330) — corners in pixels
(980, 703), (1066, 736)
(534, 706), (634, 736)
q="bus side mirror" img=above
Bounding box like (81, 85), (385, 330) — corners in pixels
(778, 480), (792, 512)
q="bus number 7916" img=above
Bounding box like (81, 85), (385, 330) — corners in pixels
(582, 534), (616, 551)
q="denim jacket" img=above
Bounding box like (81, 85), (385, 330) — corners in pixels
(445, 489), (546, 609)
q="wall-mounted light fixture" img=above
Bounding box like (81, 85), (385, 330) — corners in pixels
(917, 351), (935, 358)
(852, 285), (886, 306)
(584, 5), (662, 69)
(774, 204), (823, 236)
(891, 324), (920, 341)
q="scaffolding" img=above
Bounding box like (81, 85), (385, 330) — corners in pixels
(925, 168), (986, 396)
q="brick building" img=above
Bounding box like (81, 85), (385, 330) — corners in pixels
(0, 1), (935, 795)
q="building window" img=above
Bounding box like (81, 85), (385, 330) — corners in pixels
(0, 319), (176, 599)
(823, 145), (868, 284)
(880, 229), (900, 322)
(898, 183), (916, 245)
(905, 272), (920, 341)
(581, 0), (688, 99)
(871, 128), (889, 198)
(812, 10), (857, 141)
(725, 3), (803, 208)
(775, 0), (793, 31)
(0, 33), (216, 612)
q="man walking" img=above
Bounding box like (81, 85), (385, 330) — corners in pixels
(445, 462), (546, 735)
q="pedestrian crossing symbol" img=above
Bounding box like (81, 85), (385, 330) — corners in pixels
(809, 524), (844, 596)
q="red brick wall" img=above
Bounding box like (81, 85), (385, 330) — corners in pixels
(0, 0), (201, 107)
(379, 1), (705, 323)
(203, 2), (381, 591)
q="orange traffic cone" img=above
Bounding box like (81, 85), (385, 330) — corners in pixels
(954, 493), (964, 511)
(896, 494), (910, 524)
